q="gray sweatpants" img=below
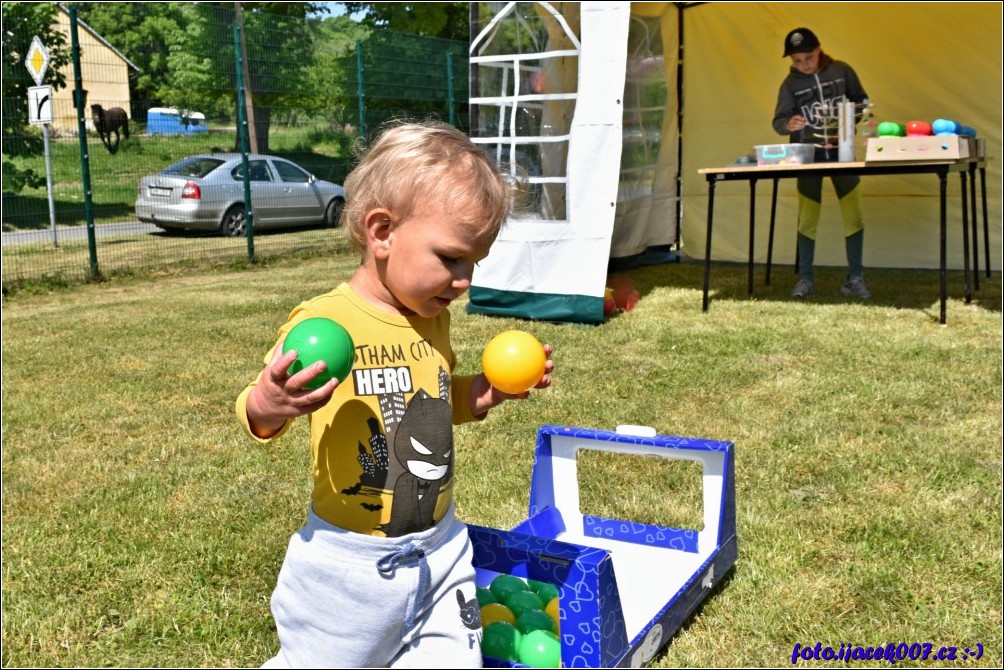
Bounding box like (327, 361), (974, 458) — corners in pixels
(262, 504), (483, 668)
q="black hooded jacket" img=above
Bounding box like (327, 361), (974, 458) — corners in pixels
(772, 57), (868, 160)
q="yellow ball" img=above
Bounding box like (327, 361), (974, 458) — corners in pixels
(481, 602), (517, 627)
(545, 597), (560, 632)
(482, 330), (546, 395)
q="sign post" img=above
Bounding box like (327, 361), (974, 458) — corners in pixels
(25, 36), (59, 247)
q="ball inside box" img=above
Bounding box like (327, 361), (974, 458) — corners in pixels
(754, 143), (815, 166)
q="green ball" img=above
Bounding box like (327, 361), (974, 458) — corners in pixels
(481, 621), (522, 662)
(504, 589), (544, 618)
(877, 121), (906, 137)
(281, 317), (354, 389)
(530, 580), (559, 604)
(519, 629), (561, 668)
(489, 574), (528, 603)
(476, 586), (497, 607)
(515, 608), (556, 635)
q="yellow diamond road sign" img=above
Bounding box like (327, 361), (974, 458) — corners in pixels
(26, 36), (50, 87)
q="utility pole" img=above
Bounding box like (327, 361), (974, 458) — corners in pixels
(235, 2), (258, 153)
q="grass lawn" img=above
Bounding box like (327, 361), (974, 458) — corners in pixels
(1, 238), (1001, 667)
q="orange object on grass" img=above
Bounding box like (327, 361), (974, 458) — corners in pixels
(609, 275), (640, 312)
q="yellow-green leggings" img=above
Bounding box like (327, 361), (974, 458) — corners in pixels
(796, 173), (864, 280)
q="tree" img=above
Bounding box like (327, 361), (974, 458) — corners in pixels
(157, 2), (324, 153)
(73, 2), (188, 117)
(303, 15), (371, 129)
(1, 2), (71, 192)
(156, 3), (236, 125)
(75, 2), (327, 152)
(341, 2), (469, 41)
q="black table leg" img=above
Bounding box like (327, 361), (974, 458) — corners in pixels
(969, 163), (980, 291)
(703, 177), (717, 312)
(766, 178), (779, 286)
(940, 170), (948, 325)
(748, 179), (757, 296)
(981, 166), (991, 277)
(959, 172), (972, 304)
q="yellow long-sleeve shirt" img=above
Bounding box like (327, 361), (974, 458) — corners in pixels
(236, 283), (480, 537)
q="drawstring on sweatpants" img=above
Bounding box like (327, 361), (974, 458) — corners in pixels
(376, 542), (431, 632)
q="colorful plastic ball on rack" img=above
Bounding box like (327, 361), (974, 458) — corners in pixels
(906, 120), (932, 136)
(877, 121), (906, 137)
(932, 118), (957, 135)
(281, 317), (354, 389)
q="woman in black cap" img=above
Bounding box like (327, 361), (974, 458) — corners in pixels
(772, 27), (871, 300)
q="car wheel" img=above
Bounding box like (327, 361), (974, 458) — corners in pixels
(325, 198), (344, 228)
(220, 204), (246, 237)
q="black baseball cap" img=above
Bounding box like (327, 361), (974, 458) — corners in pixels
(783, 27), (820, 57)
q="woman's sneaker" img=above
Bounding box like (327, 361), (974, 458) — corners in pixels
(840, 276), (872, 299)
(791, 278), (814, 299)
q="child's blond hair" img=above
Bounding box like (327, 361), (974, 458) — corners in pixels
(342, 120), (513, 253)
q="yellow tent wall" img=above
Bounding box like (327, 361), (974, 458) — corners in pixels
(680, 2), (1002, 271)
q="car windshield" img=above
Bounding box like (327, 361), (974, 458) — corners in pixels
(162, 157), (225, 179)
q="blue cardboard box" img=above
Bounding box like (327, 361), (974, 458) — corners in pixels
(470, 425), (737, 668)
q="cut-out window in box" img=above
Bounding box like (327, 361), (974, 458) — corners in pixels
(577, 449), (704, 534)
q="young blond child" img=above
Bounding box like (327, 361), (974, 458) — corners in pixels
(235, 120), (554, 667)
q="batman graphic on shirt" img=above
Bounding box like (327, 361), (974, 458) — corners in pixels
(378, 389), (453, 536)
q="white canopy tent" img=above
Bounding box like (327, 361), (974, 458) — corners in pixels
(468, 2), (1002, 323)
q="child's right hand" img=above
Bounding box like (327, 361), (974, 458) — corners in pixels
(786, 114), (808, 132)
(470, 343), (554, 418)
(246, 345), (339, 438)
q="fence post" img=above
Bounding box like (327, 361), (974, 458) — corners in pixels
(235, 2), (258, 154)
(446, 51), (455, 126)
(234, 22), (255, 263)
(356, 40), (366, 141)
(69, 6), (99, 280)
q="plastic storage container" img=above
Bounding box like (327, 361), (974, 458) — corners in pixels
(754, 143), (815, 166)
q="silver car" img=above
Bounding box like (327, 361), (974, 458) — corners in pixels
(135, 153), (345, 236)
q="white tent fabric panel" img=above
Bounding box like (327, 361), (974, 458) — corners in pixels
(469, 2), (631, 322)
(610, 7), (680, 259)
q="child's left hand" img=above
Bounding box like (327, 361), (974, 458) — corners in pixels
(471, 344), (554, 416)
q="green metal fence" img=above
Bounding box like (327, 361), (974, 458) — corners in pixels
(343, 30), (470, 139)
(2, 3), (469, 292)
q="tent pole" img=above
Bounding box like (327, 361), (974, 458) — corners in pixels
(674, 4), (685, 251)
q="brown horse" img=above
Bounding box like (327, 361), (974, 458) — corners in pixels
(91, 104), (130, 153)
